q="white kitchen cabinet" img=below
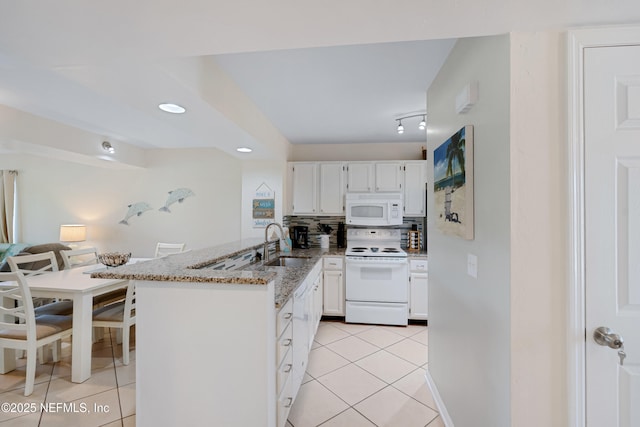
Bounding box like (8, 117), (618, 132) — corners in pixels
(409, 258), (428, 320)
(288, 160), (427, 217)
(292, 260), (322, 401)
(346, 162), (374, 192)
(290, 162), (317, 214)
(323, 256), (345, 316)
(312, 269), (324, 332)
(289, 162), (344, 216)
(403, 161), (427, 217)
(319, 162), (346, 214)
(375, 162), (403, 192)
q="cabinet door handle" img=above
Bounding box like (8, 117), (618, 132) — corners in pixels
(282, 338), (292, 347)
(283, 312), (293, 320)
(284, 397), (293, 408)
(283, 364), (293, 373)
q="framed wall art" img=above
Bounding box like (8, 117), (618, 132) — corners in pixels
(433, 125), (474, 240)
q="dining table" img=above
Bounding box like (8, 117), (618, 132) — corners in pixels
(0, 263), (131, 383)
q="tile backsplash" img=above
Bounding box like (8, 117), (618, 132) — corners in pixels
(283, 216), (426, 250)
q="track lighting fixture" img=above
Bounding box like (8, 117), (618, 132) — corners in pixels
(395, 114), (427, 134)
(102, 141), (115, 154)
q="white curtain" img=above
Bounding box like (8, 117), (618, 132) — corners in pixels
(0, 170), (17, 244)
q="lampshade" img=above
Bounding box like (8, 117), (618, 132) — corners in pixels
(59, 224), (87, 242)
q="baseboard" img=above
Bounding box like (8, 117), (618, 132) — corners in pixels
(424, 369), (455, 427)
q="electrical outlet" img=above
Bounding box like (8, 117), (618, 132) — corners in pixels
(467, 254), (478, 278)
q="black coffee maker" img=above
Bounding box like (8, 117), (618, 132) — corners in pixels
(292, 226), (309, 249)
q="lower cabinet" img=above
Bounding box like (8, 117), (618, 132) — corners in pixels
(312, 269), (323, 337)
(409, 258), (428, 320)
(276, 298), (294, 427)
(285, 260), (323, 427)
(323, 257), (345, 316)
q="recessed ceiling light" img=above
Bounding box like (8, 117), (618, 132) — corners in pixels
(158, 103), (186, 114)
(236, 147), (252, 153)
(102, 141), (115, 153)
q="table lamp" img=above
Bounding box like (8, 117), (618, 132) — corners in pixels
(59, 224), (87, 248)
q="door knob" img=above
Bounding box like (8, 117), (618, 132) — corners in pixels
(593, 326), (624, 349)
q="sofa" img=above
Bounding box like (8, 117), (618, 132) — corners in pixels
(0, 243), (71, 273)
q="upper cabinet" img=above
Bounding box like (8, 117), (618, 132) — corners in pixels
(346, 162), (373, 192)
(289, 162), (345, 216)
(403, 161), (427, 217)
(290, 162), (318, 214)
(318, 163), (345, 215)
(374, 162), (403, 192)
(288, 160), (427, 217)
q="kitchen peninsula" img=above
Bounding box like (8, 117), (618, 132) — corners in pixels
(92, 237), (337, 427)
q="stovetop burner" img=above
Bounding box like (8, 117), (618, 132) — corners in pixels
(345, 229), (407, 258)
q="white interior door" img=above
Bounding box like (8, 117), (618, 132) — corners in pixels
(584, 43), (640, 427)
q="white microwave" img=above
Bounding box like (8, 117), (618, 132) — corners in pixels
(345, 193), (403, 226)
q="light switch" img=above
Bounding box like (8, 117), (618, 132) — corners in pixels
(467, 254), (478, 278)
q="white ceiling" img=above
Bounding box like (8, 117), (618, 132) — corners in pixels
(0, 1), (639, 161)
(214, 39), (456, 144)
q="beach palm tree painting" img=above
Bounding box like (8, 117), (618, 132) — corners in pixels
(433, 125), (474, 240)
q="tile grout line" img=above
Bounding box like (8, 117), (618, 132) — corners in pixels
(105, 328), (126, 427)
(37, 360), (57, 427)
(292, 322), (433, 427)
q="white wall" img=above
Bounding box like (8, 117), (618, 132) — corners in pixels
(428, 32), (569, 427)
(241, 159), (288, 240)
(1, 148), (243, 257)
(291, 141), (426, 161)
(427, 35), (511, 427)
(509, 31), (567, 427)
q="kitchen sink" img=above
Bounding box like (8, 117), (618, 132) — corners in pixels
(264, 256), (311, 267)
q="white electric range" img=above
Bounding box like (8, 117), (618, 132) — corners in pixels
(345, 228), (409, 326)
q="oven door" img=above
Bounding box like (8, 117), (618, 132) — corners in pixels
(345, 257), (408, 302)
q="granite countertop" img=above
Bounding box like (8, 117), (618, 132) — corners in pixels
(90, 237), (426, 308)
(407, 250), (428, 258)
(91, 237), (346, 307)
(91, 237), (278, 284)
(245, 247), (345, 306)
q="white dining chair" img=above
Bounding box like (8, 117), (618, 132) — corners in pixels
(60, 247), (99, 269)
(92, 282), (136, 365)
(7, 252), (74, 316)
(60, 247), (126, 308)
(0, 271), (73, 396)
(154, 242), (186, 258)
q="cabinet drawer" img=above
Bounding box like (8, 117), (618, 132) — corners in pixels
(277, 375), (293, 427)
(410, 259), (428, 271)
(323, 257), (343, 270)
(277, 347), (293, 395)
(277, 298), (293, 338)
(277, 321), (293, 364)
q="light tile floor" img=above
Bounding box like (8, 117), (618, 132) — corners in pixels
(0, 329), (134, 426)
(287, 320), (443, 427)
(0, 321), (441, 427)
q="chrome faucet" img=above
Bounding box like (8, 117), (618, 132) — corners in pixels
(263, 222), (291, 262)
